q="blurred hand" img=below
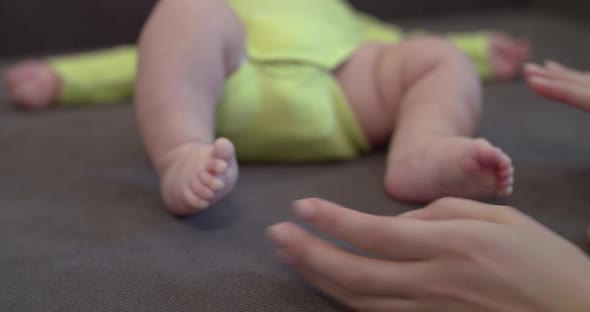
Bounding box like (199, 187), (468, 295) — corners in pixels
(267, 197), (590, 312)
(525, 60), (590, 111)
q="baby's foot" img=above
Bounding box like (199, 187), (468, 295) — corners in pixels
(160, 138), (239, 216)
(488, 32), (531, 81)
(3, 60), (60, 110)
(385, 137), (513, 203)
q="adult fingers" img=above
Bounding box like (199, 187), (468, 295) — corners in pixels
(525, 61), (590, 87)
(289, 260), (421, 312)
(527, 75), (590, 111)
(524, 62), (552, 79)
(267, 222), (423, 297)
(399, 197), (542, 231)
(545, 60), (590, 86)
(290, 198), (448, 259)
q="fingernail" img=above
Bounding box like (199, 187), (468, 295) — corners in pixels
(545, 59), (559, 66)
(398, 209), (419, 218)
(545, 60), (566, 71)
(524, 62), (543, 72)
(266, 223), (291, 247)
(293, 199), (316, 220)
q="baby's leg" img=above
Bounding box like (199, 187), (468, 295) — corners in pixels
(384, 37), (513, 201)
(136, 0), (243, 215)
(338, 37), (514, 203)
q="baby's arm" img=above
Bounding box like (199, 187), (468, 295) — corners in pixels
(50, 46), (137, 105)
(356, 13), (529, 81)
(3, 46), (137, 110)
(135, 0), (243, 176)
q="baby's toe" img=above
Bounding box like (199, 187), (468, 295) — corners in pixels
(199, 171), (224, 192)
(184, 188), (210, 211)
(496, 170), (514, 196)
(191, 179), (215, 201)
(498, 153), (512, 170)
(499, 166), (514, 179)
(475, 141), (503, 168)
(207, 159), (228, 175)
(212, 138), (235, 161)
(498, 185), (514, 197)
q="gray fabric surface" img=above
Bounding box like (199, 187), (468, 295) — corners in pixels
(0, 0), (154, 58)
(2, 9), (590, 312)
(533, 0), (590, 15)
(348, 0), (530, 19)
(0, 0), (528, 58)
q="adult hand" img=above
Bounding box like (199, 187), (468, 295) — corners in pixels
(525, 60), (590, 111)
(267, 197), (590, 312)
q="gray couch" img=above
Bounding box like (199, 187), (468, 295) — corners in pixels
(2, 1), (590, 311)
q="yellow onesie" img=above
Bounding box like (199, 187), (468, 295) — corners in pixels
(51, 0), (492, 162)
(217, 0), (370, 161)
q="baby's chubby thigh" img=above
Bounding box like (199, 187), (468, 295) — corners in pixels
(335, 42), (406, 146)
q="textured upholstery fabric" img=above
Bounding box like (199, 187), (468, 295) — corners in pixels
(2, 4), (590, 312)
(0, 0), (529, 57)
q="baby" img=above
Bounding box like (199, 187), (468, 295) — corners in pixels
(4, 0), (527, 215)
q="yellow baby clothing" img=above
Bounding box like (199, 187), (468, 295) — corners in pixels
(49, 0), (494, 161)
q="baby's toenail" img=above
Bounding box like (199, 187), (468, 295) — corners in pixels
(196, 199), (210, 210)
(216, 161), (228, 173)
(211, 179), (224, 191)
(506, 186), (514, 195)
